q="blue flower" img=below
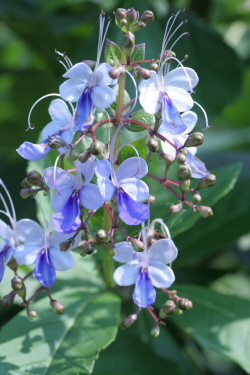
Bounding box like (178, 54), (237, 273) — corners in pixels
(44, 158), (104, 234)
(0, 220), (15, 283)
(14, 219), (81, 288)
(95, 156), (149, 225)
(113, 238), (177, 308)
(16, 99), (75, 161)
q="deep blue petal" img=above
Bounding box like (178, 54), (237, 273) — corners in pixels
(133, 268), (156, 308)
(0, 252), (5, 283)
(185, 148), (209, 179)
(117, 190), (149, 225)
(33, 250), (56, 288)
(52, 193), (81, 234)
(75, 88), (93, 132)
(161, 94), (187, 135)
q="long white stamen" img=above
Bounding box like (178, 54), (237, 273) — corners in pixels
(168, 32), (189, 56)
(193, 101), (209, 130)
(58, 60), (69, 71)
(0, 180), (16, 226)
(165, 21), (186, 51)
(160, 14), (175, 69)
(161, 56), (193, 93)
(55, 49), (73, 69)
(94, 13), (111, 78)
(53, 153), (63, 194)
(0, 210), (15, 229)
(27, 93), (61, 131)
(123, 70), (138, 117)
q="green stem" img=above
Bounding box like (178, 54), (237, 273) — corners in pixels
(102, 208), (115, 289)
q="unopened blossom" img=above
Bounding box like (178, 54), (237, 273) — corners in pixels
(59, 13), (117, 132)
(113, 238), (177, 307)
(14, 220), (81, 288)
(159, 111), (209, 178)
(95, 156), (149, 225)
(17, 99), (75, 161)
(44, 158), (104, 234)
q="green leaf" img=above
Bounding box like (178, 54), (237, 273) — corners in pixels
(118, 136), (148, 163)
(148, 162), (242, 239)
(0, 255), (121, 375)
(125, 109), (155, 132)
(108, 84), (131, 116)
(93, 108), (113, 129)
(104, 39), (121, 65)
(156, 284), (250, 374)
(131, 43), (145, 62)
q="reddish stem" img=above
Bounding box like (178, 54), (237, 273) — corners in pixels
(122, 97), (139, 113)
(104, 202), (115, 225)
(146, 307), (165, 325)
(91, 118), (115, 132)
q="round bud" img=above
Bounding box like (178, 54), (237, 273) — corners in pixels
(150, 325), (160, 337)
(59, 239), (72, 252)
(91, 141), (103, 156)
(143, 195), (156, 205)
(206, 174), (216, 187)
(7, 258), (18, 272)
(123, 32), (135, 57)
(27, 170), (42, 185)
(196, 206), (213, 218)
(150, 62), (158, 71)
(11, 276), (23, 292)
(141, 10), (154, 23)
(78, 149), (91, 163)
(177, 298), (193, 311)
(147, 138), (158, 152)
(159, 50), (176, 63)
(178, 164), (192, 180)
(109, 67), (123, 79)
(132, 21), (146, 31)
(169, 202), (182, 215)
(126, 8), (139, 27)
(159, 152), (174, 165)
(192, 193), (201, 204)
(115, 8), (126, 20)
(81, 60), (96, 68)
(176, 153), (186, 164)
(184, 132), (204, 148)
(179, 178), (191, 193)
(27, 309), (37, 320)
(134, 66), (151, 80)
(20, 188), (36, 199)
(69, 150), (78, 161)
(84, 242), (95, 255)
(174, 307), (183, 315)
(159, 300), (176, 319)
(50, 299), (64, 314)
(21, 177), (33, 189)
(96, 229), (107, 243)
(129, 237), (144, 252)
(121, 314), (137, 328)
(2, 291), (15, 308)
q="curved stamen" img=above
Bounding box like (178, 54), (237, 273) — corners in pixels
(57, 59), (69, 71)
(55, 49), (73, 69)
(193, 101), (209, 130)
(53, 153), (63, 194)
(27, 93), (61, 131)
(168, 32), (189, 57)
(161, 56), (194, 94)
(0, 179), (16, 226)
(0, 210), (15, 229)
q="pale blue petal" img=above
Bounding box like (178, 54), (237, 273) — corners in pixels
(120, 178), (149, 202)
(96, 63), (118, 86)
(49, 246), (74, 271)
(33, 250), (56, 288)
(49, 231), (81, 249)
(117, 190), (149, 225)
(115, 157), (148, 181)
(148, 263), (175, 288)
(41, 121), (64, 141)
(0, 252), (4, 282)
(48, 99), (72, 123)
(95, 158), (111, 179)
(0, 219), (7, 238)
(161, 95), (187, 135)
(181, 111), (198, 133)
(164, 67), (199, 91)
(97, 177), (116, 201)
(185, 149), (209, 179)
(113, 261), (140, 286)
(17, 141), (50, 161)
(51, 185), (74, 212)
(5, 246), (13, 265)
(14, 243), (39, 266)
(59, 79), (87, 102)
(92, 85), (116, 109)
(14, 219), (44, 244)
(43, 167), (76, 190)
(52, 193), (81, 234)
(139, 86), (161, 114)
(167, 86), (193, 113)
(113, 242), (141, 263)
(147, 239), (178, 264)
(79, 183), (104, 209)
(133, 269), (156, 308)
(79, 156), (95, 183)
(63, 63), (92, 81)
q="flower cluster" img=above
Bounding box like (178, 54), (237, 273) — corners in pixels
(1, 8), (215, 333)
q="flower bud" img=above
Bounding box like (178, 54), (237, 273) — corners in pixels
(159, 300), (176, 319)
(78, 149), (91, 163)
(50, 299), (64, 314)
(84, 242), (95, 255)
(48, 137), (64, 149)
(11, 276), (26, 298)
(59, 239), (73, 252)
(27, 309), (37, 320)
(159, 152), (174, 165)
(177, 298), (193, 311)
(126, 8), (139, 28)
(176, 153), (186, 164)
(69, 150), (78, 161)
(178, 164), (192, 180)
(198, 174), (216, 189)
(174, 307), (183, 315)
(121, 313), (137, 328)
(7, 258), (18, 272)
(131, 21), (146, 32)
(159, 50), (176, 63)
(150, 62), (158, 71)
(91, 141), (103, 156)
(169, 202), (182, 215)
(134, 66), (151, 80)
(129, 237), (144, 252)
(196, 206), (213, 218)
(27, 171), (44, 188)
(21, 177), (33, 189)
(109, 66), (123, 79)
(147, 138), (158, 152)
(115, 8), (126, 20)
(2, 291), (15, 307)
(192, 193), (201, 204)
(123, 32), (135, 57)
(20, 188), (36, 199)
(96, 229), (107, 243)
(141, 10), (154, 23)
(179, 178), (190, 193)
(150, 325), (160, 337)
(143, 195), (156, 205)
(184, 132), (204, 148)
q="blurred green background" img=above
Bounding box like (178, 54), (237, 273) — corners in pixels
(1, 0), (250, 374)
